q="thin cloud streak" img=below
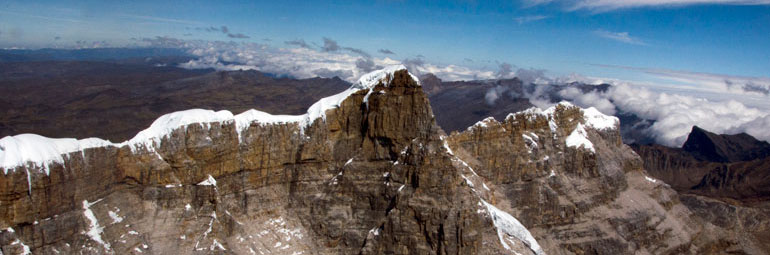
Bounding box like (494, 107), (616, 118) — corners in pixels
(594, 30), (647, 45)
(514, 15), (549, 24)
(0, 10), (84, 23)
(120, 14), (204, 25)
(525, 0), (770, 11)
(594, 64), (770, 96)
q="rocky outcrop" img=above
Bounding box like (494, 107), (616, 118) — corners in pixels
(633, 126), (770, 203)
(0, 66), (543, 255)
(682, 126), (770, 163)
(446, 103), (769, 254)
(1, 65), (766, 254)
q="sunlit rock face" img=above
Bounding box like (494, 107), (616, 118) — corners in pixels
(0, 66), (764, 254)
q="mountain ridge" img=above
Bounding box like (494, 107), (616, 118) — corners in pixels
(1, 66), (768, 254)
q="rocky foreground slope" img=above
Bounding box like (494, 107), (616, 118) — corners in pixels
(0, 66), (766, 254)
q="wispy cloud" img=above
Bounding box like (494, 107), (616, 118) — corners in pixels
(514, 15), (549, 24)
(594, 30), (646, 45)
(525, 0), (770, 12)
(0, 10), (84, 23)
(227, 33), (250, 39)
(378, 49), (396, 55)
(285, 39), (312, 48)
(120, 14), (203, 25)
(521, 0), (555, 7)
(594, 63), (770, 96)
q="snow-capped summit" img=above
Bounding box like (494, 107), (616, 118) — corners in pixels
(0, 65), (423, 173)
(353, 64), (420, 90)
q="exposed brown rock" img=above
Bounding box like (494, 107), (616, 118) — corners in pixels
(2, 68), (767, 254)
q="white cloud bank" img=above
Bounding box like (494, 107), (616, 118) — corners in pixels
(557, 76), (770, 147)
(141, 37), (495, 83)
(140, 37), (770, 147)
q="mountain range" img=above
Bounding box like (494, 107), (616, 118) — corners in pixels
(1, 53), (769, 254)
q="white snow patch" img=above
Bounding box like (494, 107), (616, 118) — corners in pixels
(0, 134), (112, 174)
(582, 107), (619, 131)
(11, 239), (31, 255)
(108, 210), (123, 224)
(0, 65), (419, 172)
(645, 176), (658, 183)
(211, 239), (226, 251)
(82, 200), (110, 251)
(197, 175), (217, 186)
(441, 137), (454, 155)
(468, 116), (496, 131)
(481, 200), (544, 255)
(461, 174), (475, 188)
(369, 227), (381, 236)
(565, 123), (595, 153)
(356, 64), (420, 89)
(123, 109), (234, 152)
(522, 133), (538, 153)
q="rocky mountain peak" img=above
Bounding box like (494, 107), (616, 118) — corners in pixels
(1, 66), (763, 254)
(683, 125), (770, 162)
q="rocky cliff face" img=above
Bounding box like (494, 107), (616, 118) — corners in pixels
(446, 104), (769, 254)
(0, 66), (765, 254)
(0, 66), (543, 255)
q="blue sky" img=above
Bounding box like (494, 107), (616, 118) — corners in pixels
(1, 0), (769, 81)
(2, 0), (770, 145)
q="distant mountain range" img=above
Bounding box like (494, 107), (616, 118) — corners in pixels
(633, 126), (770, 204)
(0, 48), (191, 63)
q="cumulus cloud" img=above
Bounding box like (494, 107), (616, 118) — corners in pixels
(555, 75), (770, 146)
(495, 62), (515, 78)
(378, 49), (396, 55)
(608, 84), (768, 146)
(399, 57), (494, 80)
(485, 86), (514, 105)
(321, 37), (340, 52)
(123, 36), (770, 146)
(514, 15), (549, 24)
(594, 30), (646, 45)
(355, 58), (379, 73)
(558, 87), (617, 115)
(515, 68), (550, 85)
